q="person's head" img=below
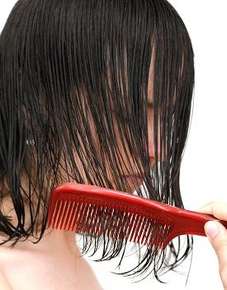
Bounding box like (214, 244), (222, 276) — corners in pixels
(0, 0), (194, 281)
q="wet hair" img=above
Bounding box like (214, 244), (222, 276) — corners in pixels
(0, 0), (194, 284)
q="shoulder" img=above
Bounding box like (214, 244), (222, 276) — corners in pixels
(0, 245), (13, 290)
(0, 270), (12, 290)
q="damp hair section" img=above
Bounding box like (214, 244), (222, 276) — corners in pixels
(0, 0), (195, 284)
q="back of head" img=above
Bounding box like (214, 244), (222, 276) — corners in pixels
(0, 0), (194, 281)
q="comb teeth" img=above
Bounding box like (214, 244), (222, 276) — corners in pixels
(65, 201), (76, 230)
(48, 197), (173, 249)
(47, 182), (227, 252)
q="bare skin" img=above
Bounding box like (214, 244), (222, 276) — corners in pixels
(0, 229), (104, 290)
(195, 201), (227, 290)
(0, 271), (12, 290)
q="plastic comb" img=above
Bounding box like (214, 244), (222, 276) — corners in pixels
(47, 182), (227, 250)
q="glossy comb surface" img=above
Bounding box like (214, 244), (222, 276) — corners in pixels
(47, 182), (227, 249)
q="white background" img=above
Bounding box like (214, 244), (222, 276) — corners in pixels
(0, 1), (226, 289)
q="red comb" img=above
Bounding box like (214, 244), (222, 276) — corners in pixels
(47, 182), (227, 250)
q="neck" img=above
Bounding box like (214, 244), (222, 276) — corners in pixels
(0, 229), (104, 290)
(0, 228), (81, 258)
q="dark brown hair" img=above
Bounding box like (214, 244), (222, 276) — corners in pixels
(0, 0), (194, 284)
